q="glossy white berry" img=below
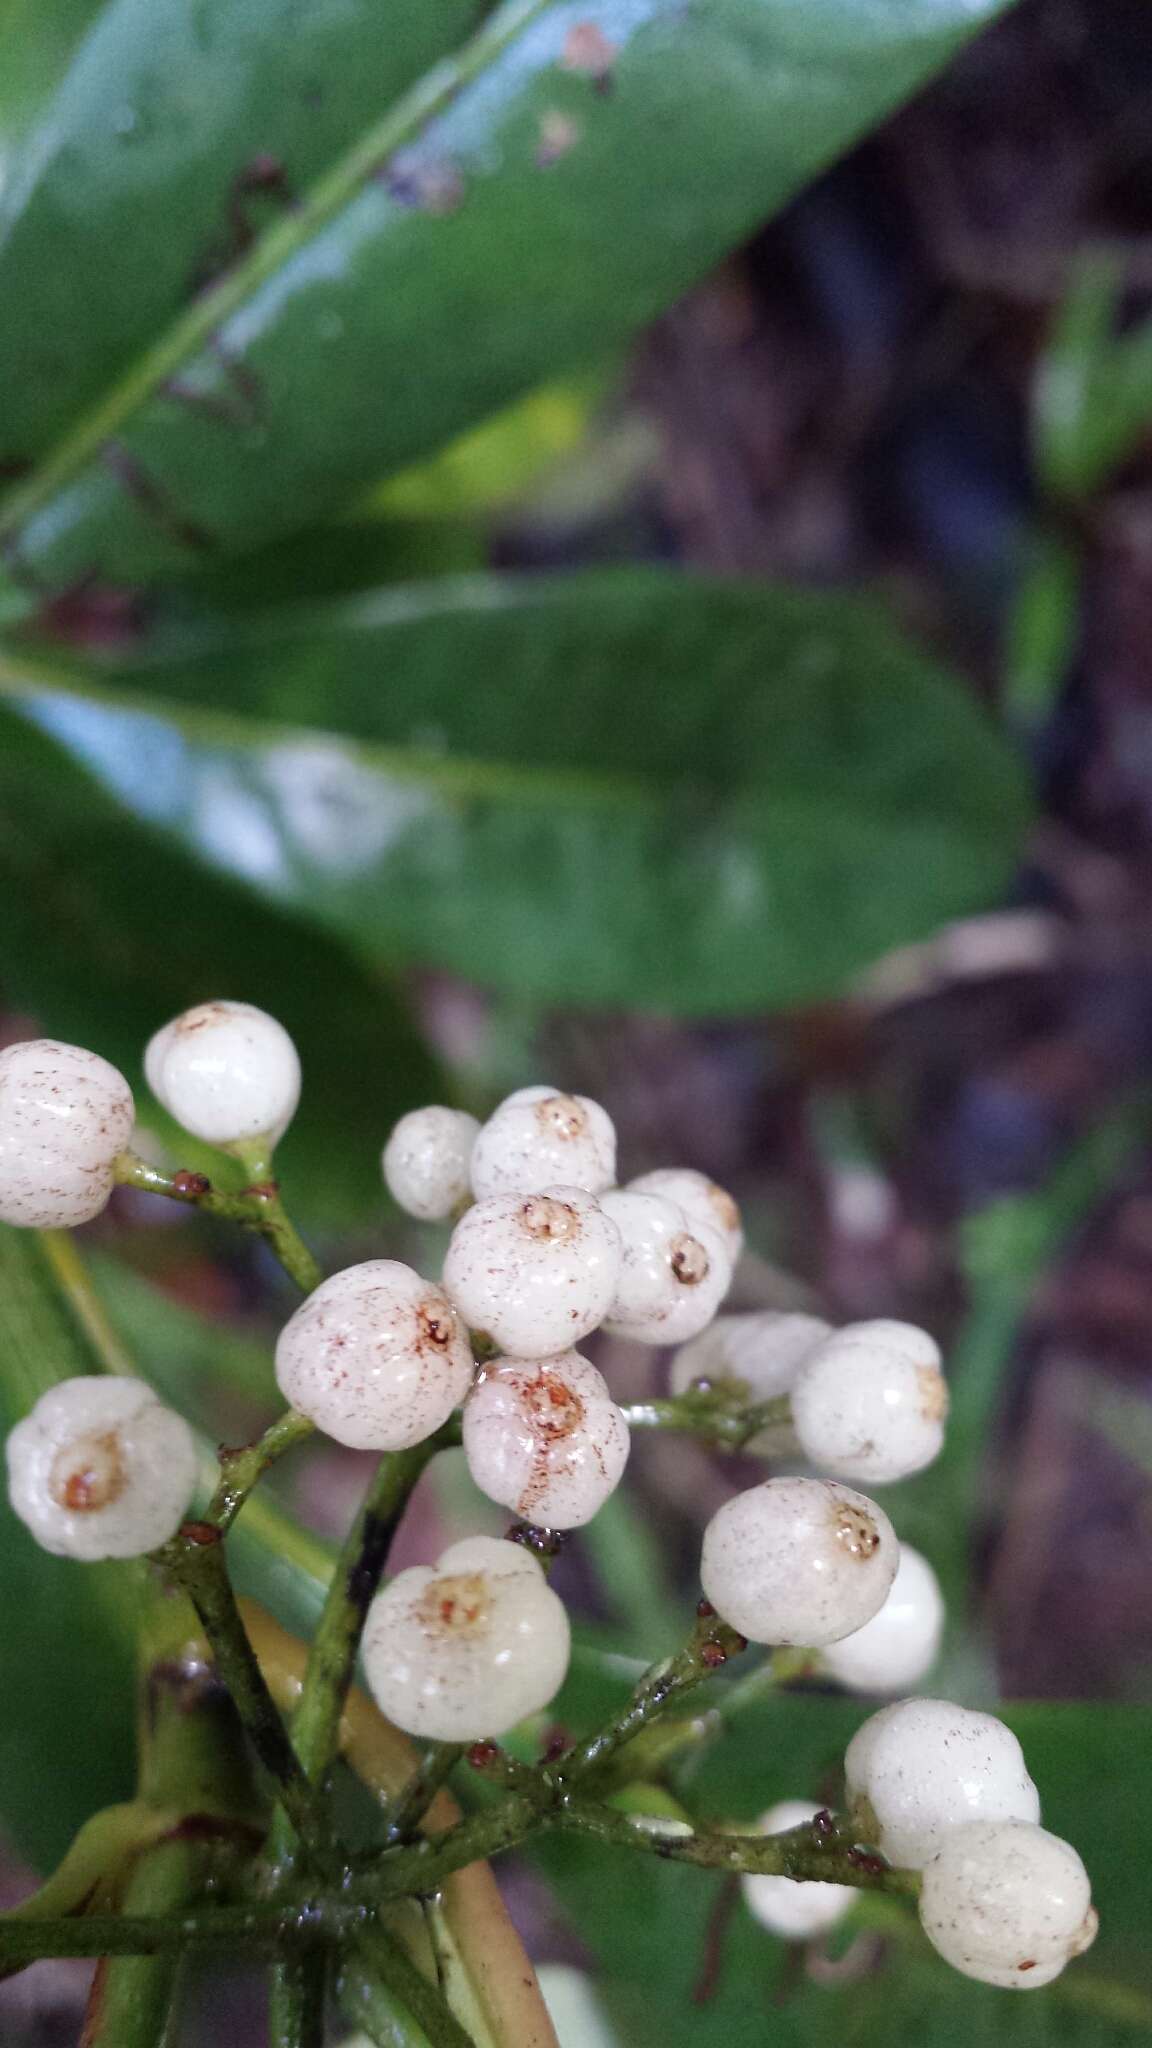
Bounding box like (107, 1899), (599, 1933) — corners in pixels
(275, 1260), (474, 1451)
(0, 1039), (134, 1228)
(7, 1376), (198, 1560)
(463, 1351), (630, 1529)
(362, 1534), (570, 1740)
(670, 1312), (833, 1402)
(845, 1698), (1041, 1870)
(382, 1106), (479, 1221)
(442, 1187), (622, 1358)
(818, 1545), (944, 1694)
(700, 1477), (897, 1646)
(627, 1167), (743, 1264)
(791, 1320), (948, 1484)
(919, 1821), (1097, 1988)
(144, 1001), (300, 1150)
(599, 1191), (731, 1344)
(742, 1800), (855, 1940)
(470, 1085), (616, 1200)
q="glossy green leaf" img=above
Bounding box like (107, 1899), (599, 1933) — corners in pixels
(0, 699), (441, 1224)
(0, 1227), (137, 1869)
(536, 1690), (1152, 2048)
(2, 571), (1031, 1013)
(0, 0), (1019, 593)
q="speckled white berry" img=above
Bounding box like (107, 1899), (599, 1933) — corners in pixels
(599, 1190), (731, 1344)
(470, 1086), (616, 1200)
(145, 1001), (300, 1150)
(0, 1039), (134, 1228)
(441, 1187), (622, 1358)
(845, 1698), (1041, 1870)
(791, 1320), (948, 1484)
(919, 1820), (1096, 1988)
(463, 1351), (629, 1529)
(742, 1800), (855, 1940)
(362, 1534), (571, 1740)
(700, 1477), (897, 1646)
(275, 1260), (474, 1451)
(382, 1106), (480, 1221)
(818, 1545), (944, 1694)
(7, 1376), (198, 1560)
(627, 1168), (743, 1264)
(670, 1312), (833, 1403)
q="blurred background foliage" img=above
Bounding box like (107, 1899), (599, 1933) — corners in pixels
(1, 0), (1152, 2040)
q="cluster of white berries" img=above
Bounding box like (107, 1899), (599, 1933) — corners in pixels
(0, 1002), (301, 1234)
(845, 1698), (1096, 1986)
(0, 1038), (1097, 1995)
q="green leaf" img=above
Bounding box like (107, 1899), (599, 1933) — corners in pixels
(0, 697), (441, 1225)
(0, 0), (104, 159)
(0, 0), (1020, 592)
(1035, 253), (1152, 501)
(0, 1227), (137, 1869)
(536, 1692), (1152, 2048)
(86, 1253), (278, 1422)
(1, 572), (1031, 1013)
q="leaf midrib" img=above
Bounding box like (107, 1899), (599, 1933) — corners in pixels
(0, 0), (554, 543)
(0, 640), (1008, 855)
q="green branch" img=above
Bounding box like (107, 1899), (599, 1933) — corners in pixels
(114, 1151), (323, 1296)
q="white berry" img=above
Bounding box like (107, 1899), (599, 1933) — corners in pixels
(0, 1039), (134, 1229)
(463, 1351), (629, 1529)
(144, 1001), (300, 1150)
(599, 1191), (731, 1344)
(700, 1477), (897, 1645)
(441, 1187), (622, 1358)
(791, 1320), (948, 1484)
(382, 1106), (480, 1221)
(919, 1820), (1097, 1988)
(670, 1312), (833, 1402)
(275, 1260), (474, 1451)
(845, 1698), (1041, 1870)
(362, 1534), (570, 1740)
(818, 1545), (944, 1693)
(627, 1168), (743, 1264)
(7, 1376), (198, 1559)
(470, 1085), (615, 1200)
(742, 1800), (855, 1940)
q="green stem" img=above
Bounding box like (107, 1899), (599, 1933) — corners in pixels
(157, 1531), (313, 1839)
(38, 1229), (138, 1375)
(268, 1441), (440, 2036)
(618, 1392), (793, 1450)
(348, 1923), (476, 2048)
(79, 1839), (198, 2048)
(553, 1614), (748, 1787)
(207, 1408), (316, 1536)
(114, 1152), (323, 1296)
(382, 1743), (466, 1844)
(270, 1951), (327, 2048)
(0, 1902), (349, 1965)
(293, 1442), (440, 1787)
(551, 1803), (920, 1896)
